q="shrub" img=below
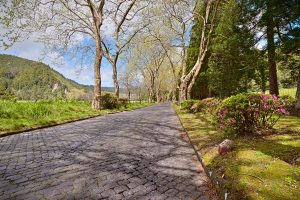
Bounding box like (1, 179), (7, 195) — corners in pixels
(280, 95), (297, 114)
(101, 93), (118, 109)
(180, 100), (200, 111)
(191, 98), (222, 115)
(216, 93), (294, 135)
(118, 98), (129, 108)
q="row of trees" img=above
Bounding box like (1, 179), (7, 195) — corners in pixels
(186, 0), (300, 100)
(1, 0), (300, 108)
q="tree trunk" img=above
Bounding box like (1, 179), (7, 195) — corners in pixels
(259, 64), (266, 93)
(179, 0), (218, 101)
(187, 58), (202, 99)
(128, 90), (131, 101)
(171, 66), (177, 102)
(179, 78), (188, 102)
(179, 27), (187, 103)
(156, 90), (160, 103)
(112, 59), (120, 98)
(92, 46), (102, 109)
(88, 0), (105, 109)
(266, 2), (279, 96)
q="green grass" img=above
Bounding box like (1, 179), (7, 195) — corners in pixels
(266, 87), (297, 97)
(175, 106), (300, 200)
(0, 100), (152, 135)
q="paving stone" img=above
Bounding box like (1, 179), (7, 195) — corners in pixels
(0, 103), (217, 199)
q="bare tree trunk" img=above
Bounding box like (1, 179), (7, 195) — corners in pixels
(88, 0), (105, 109)
(187, 58), (203, 99)
(156, 89), (161, 103)
(180, 0), (219, 101)
(171, 66), (177, 102)
(128, 90), (131, 102)
(180, 77), (189, 102)
(266, 1), (279, 96)
(112, 58), (120, 97)
(179, 25), (187, 103)
(92, 45), (102, 109)
(180, 0), (220, 100)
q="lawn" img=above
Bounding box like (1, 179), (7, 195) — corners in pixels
(0, 100), (152, 136)
(266, 87), (297, 97)
(175, 106), (300, 200)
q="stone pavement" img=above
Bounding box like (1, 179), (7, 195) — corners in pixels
(0, 103), (217, 200)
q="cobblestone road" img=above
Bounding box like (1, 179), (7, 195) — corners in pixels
(0, 103), (217, 200)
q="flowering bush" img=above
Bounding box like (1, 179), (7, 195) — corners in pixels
(191, 98), (222, 115)
(180, 100), (200, 112)
(216, 93), (294, 135)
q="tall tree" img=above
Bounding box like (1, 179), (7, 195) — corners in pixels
(161, 0), (195, 102)
(179, 0), (222, 101)
(247, 0), (300, 96)
(102, 0), (148, 98)
(208, 0), (257, 97)
(128, 34), (167, 102)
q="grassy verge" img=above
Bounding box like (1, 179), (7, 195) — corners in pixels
(265, 87), (297, 97)
(0, 100), (152, 136)
(174, 105), (300, 200)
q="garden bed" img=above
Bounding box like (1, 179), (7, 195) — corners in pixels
(175, 106), (300, 200)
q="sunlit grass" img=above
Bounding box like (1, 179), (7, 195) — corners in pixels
(175, 105), (300, 200)
(0, 100), (152, 135)
(265, 87), (297, 97)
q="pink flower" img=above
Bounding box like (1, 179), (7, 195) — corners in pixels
(280, 108), (289, 115)
(273, 95), (278, 100)
(263, 95), (268, 101)
(262, 104), (268, 109)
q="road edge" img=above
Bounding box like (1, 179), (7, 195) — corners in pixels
(172, 105), (228, 200)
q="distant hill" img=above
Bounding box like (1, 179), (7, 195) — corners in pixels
(0, 54), (116, 100)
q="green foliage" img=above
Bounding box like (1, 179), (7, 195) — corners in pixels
(180, 100), (200, 111)
(118, 98), (129, 108)
(101, 93), (118, 109)
(208, 0), (258, 98)
(191, 98), (222, 115)
(216, 93), (294, 135)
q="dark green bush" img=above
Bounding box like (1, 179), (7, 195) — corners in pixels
(180, 100), (200, 112)
(101, 93), (118, 109)
(118, 98), (129, 108)
(191, 98), (222, 115)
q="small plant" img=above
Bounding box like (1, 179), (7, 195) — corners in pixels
(101, 93), (118, 109)
(191, 98), (222, 115)
(216, 93), (294, 135)
(180, 100), (200, 112)
(118, 98), (129, 108)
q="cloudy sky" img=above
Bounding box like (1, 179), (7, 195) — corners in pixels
(0, 38), (114, 87)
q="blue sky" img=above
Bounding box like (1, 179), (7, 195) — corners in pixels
(0, 39), (115, 87)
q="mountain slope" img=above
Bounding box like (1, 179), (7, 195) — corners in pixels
(0, 54), (95, 100)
